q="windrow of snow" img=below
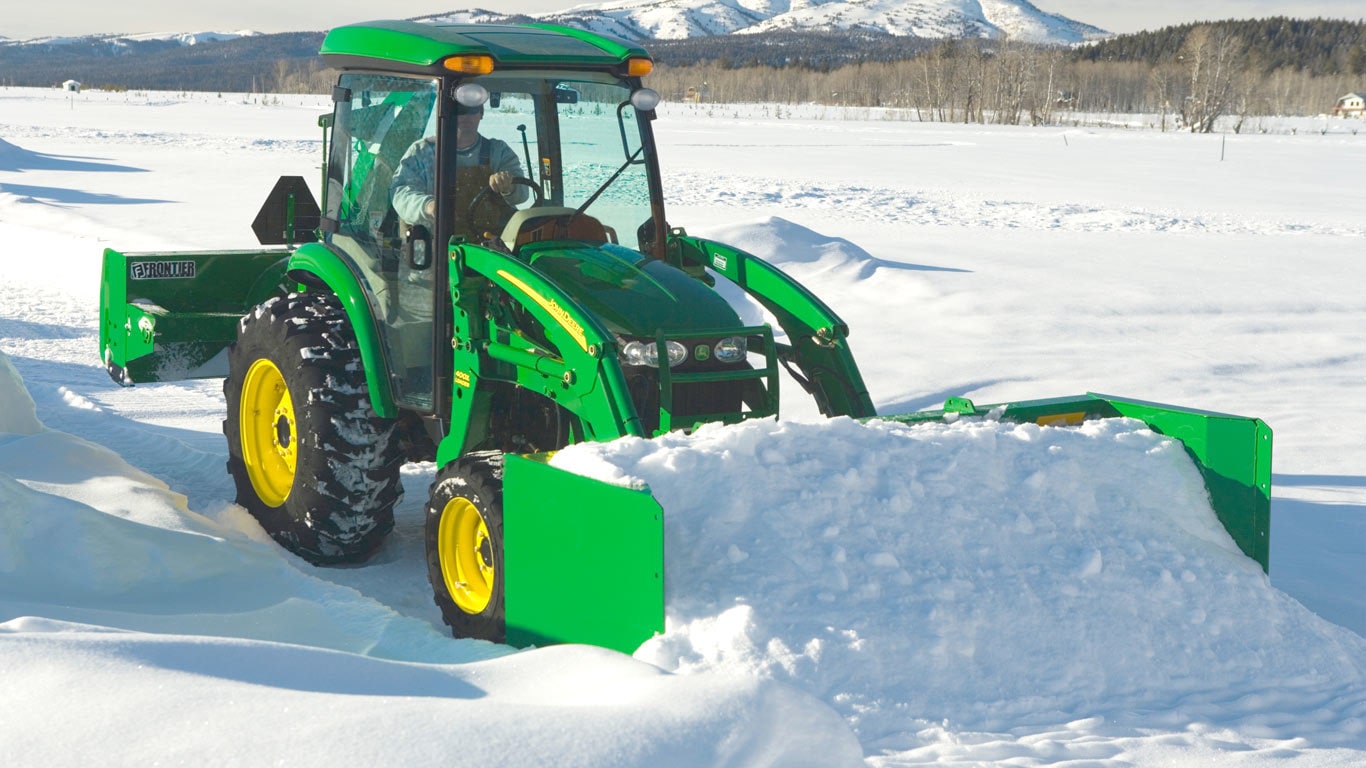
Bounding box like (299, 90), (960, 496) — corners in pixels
(0, 351), (41, 435)
(551, 415), (1366, 748)
(0, 348), (862, 767)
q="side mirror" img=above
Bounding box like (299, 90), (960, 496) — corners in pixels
(404, 224), (433, 270)
(637, 217), (669, 256)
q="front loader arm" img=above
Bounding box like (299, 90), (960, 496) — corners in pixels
(669, 233), (876, 418)
(439, 244), (647, 464)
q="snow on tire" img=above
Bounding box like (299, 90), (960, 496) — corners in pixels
(224, 291), (403, 563)
(425, 451), (507, 643)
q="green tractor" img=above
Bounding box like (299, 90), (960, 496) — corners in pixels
(99, 21), (1272, 653)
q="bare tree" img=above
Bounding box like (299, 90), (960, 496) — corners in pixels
(1180, 27), (1247, 132)
(1147, 62), (1182, 130)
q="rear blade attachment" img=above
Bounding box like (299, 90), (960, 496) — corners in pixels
(99, 248), (291, 385)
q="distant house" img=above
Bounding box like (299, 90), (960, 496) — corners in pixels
(1332, 92), (1365, 118)
(61, 80), (81, 93)
(684, 83), (710, 103)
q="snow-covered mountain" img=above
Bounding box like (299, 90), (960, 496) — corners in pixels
(122, 30), (259, 45)
(427, 0), (1108, 43)
(1, 29), (258, 48)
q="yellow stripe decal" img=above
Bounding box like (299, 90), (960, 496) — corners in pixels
(1037, 411), (1086, 427)
(497, 270), (588, 352)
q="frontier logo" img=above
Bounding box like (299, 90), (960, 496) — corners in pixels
(130, 261), (197, 280)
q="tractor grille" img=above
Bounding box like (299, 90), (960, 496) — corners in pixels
(621, 327), (778, 435)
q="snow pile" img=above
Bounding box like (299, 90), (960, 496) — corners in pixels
(553, 416), (1366, 747)
(710, 216), (897, 280)
(0, 352), (41, 435)
(0, 348), (862, 767)
(0, 137), (28, 172)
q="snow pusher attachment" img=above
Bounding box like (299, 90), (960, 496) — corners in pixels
(501, 454), (664, 652)
(879, 394), (1272, 572)
(478, 392), (1272, 653)
(94, 19), (1274, 654)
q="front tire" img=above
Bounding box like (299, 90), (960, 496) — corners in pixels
(224, 292), (403, 563)
(425, 452), (506, 642)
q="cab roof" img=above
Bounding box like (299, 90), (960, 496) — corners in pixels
(320, 21), (651, 72)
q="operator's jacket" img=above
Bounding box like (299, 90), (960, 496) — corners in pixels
(390, 135), (529, 237)
(386, 135), (529, 347)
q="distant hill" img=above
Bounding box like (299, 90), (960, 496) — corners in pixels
(1071, 17), (1366, 75)
(641, 28), (939, 68)
(0, 31), (324, 90)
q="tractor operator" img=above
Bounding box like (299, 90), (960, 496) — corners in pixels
(390, 101), (529, 235)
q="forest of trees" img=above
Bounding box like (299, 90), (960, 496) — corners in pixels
(647, 19), (1366, 131)
(1074, 17), (1365, 75)
(0, 32), (326, 92)
(3, 18), (1362, 129)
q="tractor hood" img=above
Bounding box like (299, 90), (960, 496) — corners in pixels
(523, 242), (742, 337)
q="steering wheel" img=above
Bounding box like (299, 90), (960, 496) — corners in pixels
(466, 177), (545, 229)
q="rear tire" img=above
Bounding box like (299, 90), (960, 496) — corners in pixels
(425, 452), (506, 643)
(224, 292), (403, 563)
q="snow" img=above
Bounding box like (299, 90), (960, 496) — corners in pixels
(2, 85), (1365, 765)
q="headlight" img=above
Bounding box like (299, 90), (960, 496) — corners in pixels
(453, 82), (489, 107)
(714, 336), (747, 363)
(621, 340), (653, 367)
(631, 87), (661, 111)
(619, 338), (687, 368)
(664, 340), (688, 367)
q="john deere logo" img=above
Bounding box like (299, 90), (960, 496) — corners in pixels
(694, 344), (710, 362)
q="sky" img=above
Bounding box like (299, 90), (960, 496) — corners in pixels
(3, 0), (1364, 41)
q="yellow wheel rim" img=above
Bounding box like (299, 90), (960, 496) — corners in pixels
(438, 497), (495, 614)
(239, 358), (297, 507)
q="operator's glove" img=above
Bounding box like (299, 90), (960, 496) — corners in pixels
(489, 171), (513, 196)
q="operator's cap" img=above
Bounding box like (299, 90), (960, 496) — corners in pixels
(455, 102), (485, 116)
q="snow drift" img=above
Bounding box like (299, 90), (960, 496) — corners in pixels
(0, 349), (862, 767)
(550, 417), (1366, 751)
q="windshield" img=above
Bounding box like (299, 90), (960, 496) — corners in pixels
(468, 71), (658, 253)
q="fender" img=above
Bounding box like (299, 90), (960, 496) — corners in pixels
(287, 242), (398, 418)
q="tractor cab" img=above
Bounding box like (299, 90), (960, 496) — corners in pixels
(318, 27), (671, 416)
(323, 68), (664, 258)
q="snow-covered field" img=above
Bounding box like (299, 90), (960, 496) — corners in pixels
(2, 86), (1364, 766)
